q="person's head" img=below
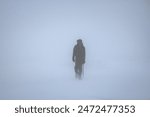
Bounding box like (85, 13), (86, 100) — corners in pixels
(77, 39), (83, 45)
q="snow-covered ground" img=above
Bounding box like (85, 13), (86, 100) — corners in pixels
(0, 0), (150, 99)
(0, 57), (150, 99)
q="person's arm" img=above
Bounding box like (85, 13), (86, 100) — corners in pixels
(83, 46), (86, 64)
(72, 46), (75, 62)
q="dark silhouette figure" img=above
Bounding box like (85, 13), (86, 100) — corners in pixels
(72, 39), (85, 79)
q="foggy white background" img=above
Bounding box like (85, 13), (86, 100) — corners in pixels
(0, 0), (150, 99)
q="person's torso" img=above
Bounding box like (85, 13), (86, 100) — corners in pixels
(74, 45), (84, 59)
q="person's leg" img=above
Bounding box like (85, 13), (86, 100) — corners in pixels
(74, 63), (78, 78)
(75, 62), (82, 79)
(78, 64), (82, 79)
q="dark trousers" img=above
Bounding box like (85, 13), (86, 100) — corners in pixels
(74, 62), (83, 78)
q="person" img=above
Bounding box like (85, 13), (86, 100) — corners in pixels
(72, 39), (85, 79)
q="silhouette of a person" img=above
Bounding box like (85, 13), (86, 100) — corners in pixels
(72, 39), (85, 79)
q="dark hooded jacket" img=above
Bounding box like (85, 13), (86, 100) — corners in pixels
(72, 43), (85, 64)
